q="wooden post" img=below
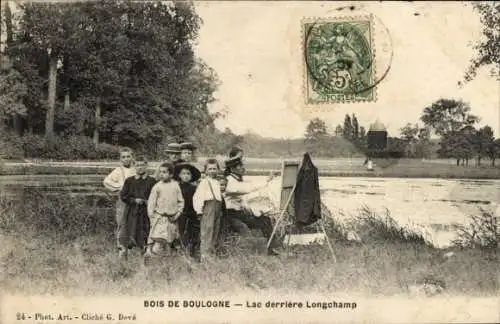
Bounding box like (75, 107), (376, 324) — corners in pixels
(316, 221), (337, 262)
(266, 184), (295, 249)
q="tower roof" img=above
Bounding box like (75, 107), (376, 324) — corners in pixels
(369, 119), (387, 132)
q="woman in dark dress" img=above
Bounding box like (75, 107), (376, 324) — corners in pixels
(173, 162), (202, 258)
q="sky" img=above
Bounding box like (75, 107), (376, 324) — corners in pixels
(194, 1), (499, 139)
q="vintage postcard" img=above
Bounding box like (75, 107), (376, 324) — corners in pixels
(0, 1), (499, 324)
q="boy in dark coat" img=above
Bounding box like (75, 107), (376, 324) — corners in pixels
(173, 162), (202, 258)
(119, 156), (157, 260)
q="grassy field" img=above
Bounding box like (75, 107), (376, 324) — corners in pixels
(1, 158), (499, 179)
(1, 232), (497, 297)
(0, 191), (497, 297)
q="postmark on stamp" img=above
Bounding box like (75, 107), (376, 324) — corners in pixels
(302, 16), (376, 104)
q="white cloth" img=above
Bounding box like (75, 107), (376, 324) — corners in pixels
(239, 178), (282, 217)
(193, 177), (222, 215)
(224, 175), (269, 211)
(103, 166), (136, 192)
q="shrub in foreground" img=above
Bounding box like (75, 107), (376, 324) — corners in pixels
(21, 134), (121, 160)
(0, 129), (24, 160)
(0, 189), (115, 242)
(346, 205), (432, 246)
(452, 208), (498, 249)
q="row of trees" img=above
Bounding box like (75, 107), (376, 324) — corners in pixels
(301, 98), (500, 165)
(417, 99), (500, 166)
(0, 1), (220, 158)
(304, 115), (365, 157)
(304, 114), (421, 158)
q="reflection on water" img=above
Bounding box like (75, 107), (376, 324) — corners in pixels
(1, 175), (499, 248)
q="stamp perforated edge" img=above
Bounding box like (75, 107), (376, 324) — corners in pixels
(301, 14), (378, 106)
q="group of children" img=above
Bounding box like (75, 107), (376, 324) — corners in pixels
(103, 142), (278, 264)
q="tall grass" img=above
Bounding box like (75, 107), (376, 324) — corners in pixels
(0, 190), (498, 296)
(452, 208), (498, 249)
(348, 206), (432, 246)
(0, 189), (115, 242)
(1, 190), (432, 246)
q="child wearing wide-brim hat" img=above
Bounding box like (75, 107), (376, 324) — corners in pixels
(173, 162), (201, 183)
(173, 162), (202, 258)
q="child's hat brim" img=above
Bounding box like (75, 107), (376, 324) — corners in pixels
(173, 162), (202, 182)
(180, 142), (197, 150)
(224, 156), (243, 169)
(165, 143), (182, 153)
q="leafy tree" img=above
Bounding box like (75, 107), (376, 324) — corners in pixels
(304, 118), (330, 156)
(16, 2), (89, 139)
(399, 123), (419, 157)
(342, 114), (353, 141)
(5, 1), (218, 157)
(487, 138), (500, 166)
(334, 124), (343, 137)
(305, 118), (328, 142)
(399, 123), (419, 143)
(70, 1), (135, 146)
(0, 56), (28, 130)
(473, 126), (494, 166)
(438, 131), (474, 166)
(358, 125), (367, 151)
(420, 99), (479, 137)
(415, 126), (432, 159)
(464, 2), (500, 82)
(352, 114), (359, 141)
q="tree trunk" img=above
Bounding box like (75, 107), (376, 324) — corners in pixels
(12, 113), (23, 136)
(456, 159), (460, 166)
(63, 54), (70, 112)
(5, 3), (13, 45)
(45, 54), (58, 139)
(64, 91), (70, 112)
(492, 158), (495, 167)
(93, 97), (101, 147)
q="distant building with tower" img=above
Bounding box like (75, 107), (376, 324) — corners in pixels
(364, 119), (405, 164)
(367, 119), (388, 152)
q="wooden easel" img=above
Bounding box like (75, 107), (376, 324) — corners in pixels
(266, 160), (336, 262)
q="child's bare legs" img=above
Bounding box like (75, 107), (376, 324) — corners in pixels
(116, 199), (128, 259)
(144, 240), (172, 265)
(152, 241), (171, 256)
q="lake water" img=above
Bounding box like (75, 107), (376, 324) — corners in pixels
(1, 175), (498, 248)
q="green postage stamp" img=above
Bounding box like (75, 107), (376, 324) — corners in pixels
(303, 16), (376, 104)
